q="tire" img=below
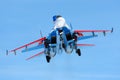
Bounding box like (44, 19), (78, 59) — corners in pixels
(46, 56), (51, 63)
(76, 49), (81, 56)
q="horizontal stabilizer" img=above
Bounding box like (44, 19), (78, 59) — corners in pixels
(26, 51), (44, 60)
(77, 44), (95, 46)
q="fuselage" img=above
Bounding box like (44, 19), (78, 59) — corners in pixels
(45, 15), (75, 57)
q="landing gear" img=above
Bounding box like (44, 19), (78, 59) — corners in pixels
(66, 33), (72, 41)
(46, 56), (51, 63)
(44, 39), (49, 48)
(76, 49), (81, 56)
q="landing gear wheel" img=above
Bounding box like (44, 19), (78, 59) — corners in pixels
(46, 56), (51, 63)
(76, 49), (81, 56)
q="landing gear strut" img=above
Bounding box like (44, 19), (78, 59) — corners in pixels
(46, 56), (51, 63)
(76, 49), (81, 56)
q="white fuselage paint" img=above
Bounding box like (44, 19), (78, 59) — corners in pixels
(53, 17), (71, 30)
(53, 17), (74, 54)
(47, 16), (74, 57)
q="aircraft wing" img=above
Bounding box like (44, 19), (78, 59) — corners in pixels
(7, 37), (46, 55)
(22, 44), (45, 53)
(74, 28), (113, 40)
(74, 30), (111, 32)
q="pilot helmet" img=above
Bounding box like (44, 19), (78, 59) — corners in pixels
(53, 15), (62, 21)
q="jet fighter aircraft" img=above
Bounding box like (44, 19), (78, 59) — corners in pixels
(7, 15), (113, 63)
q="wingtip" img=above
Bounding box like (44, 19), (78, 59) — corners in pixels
(6, 50), (8, 55)
(111, 27), (113, 33)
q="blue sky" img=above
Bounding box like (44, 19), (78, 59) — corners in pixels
(0, 0), (120, 80)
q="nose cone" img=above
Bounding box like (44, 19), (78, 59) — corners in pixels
(53, 15), (62, 21)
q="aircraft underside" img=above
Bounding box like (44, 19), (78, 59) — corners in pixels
(44, 28), (81, 63)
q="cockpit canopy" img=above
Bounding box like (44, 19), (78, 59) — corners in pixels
(53, 15), (62, 21)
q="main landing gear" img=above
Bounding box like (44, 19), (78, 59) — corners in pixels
(46, 56), (51, 63)
(76, 49), (81, 56)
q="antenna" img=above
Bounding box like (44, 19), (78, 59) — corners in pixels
(40, 30), (43, 38)
(70, 23), (73, 30)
